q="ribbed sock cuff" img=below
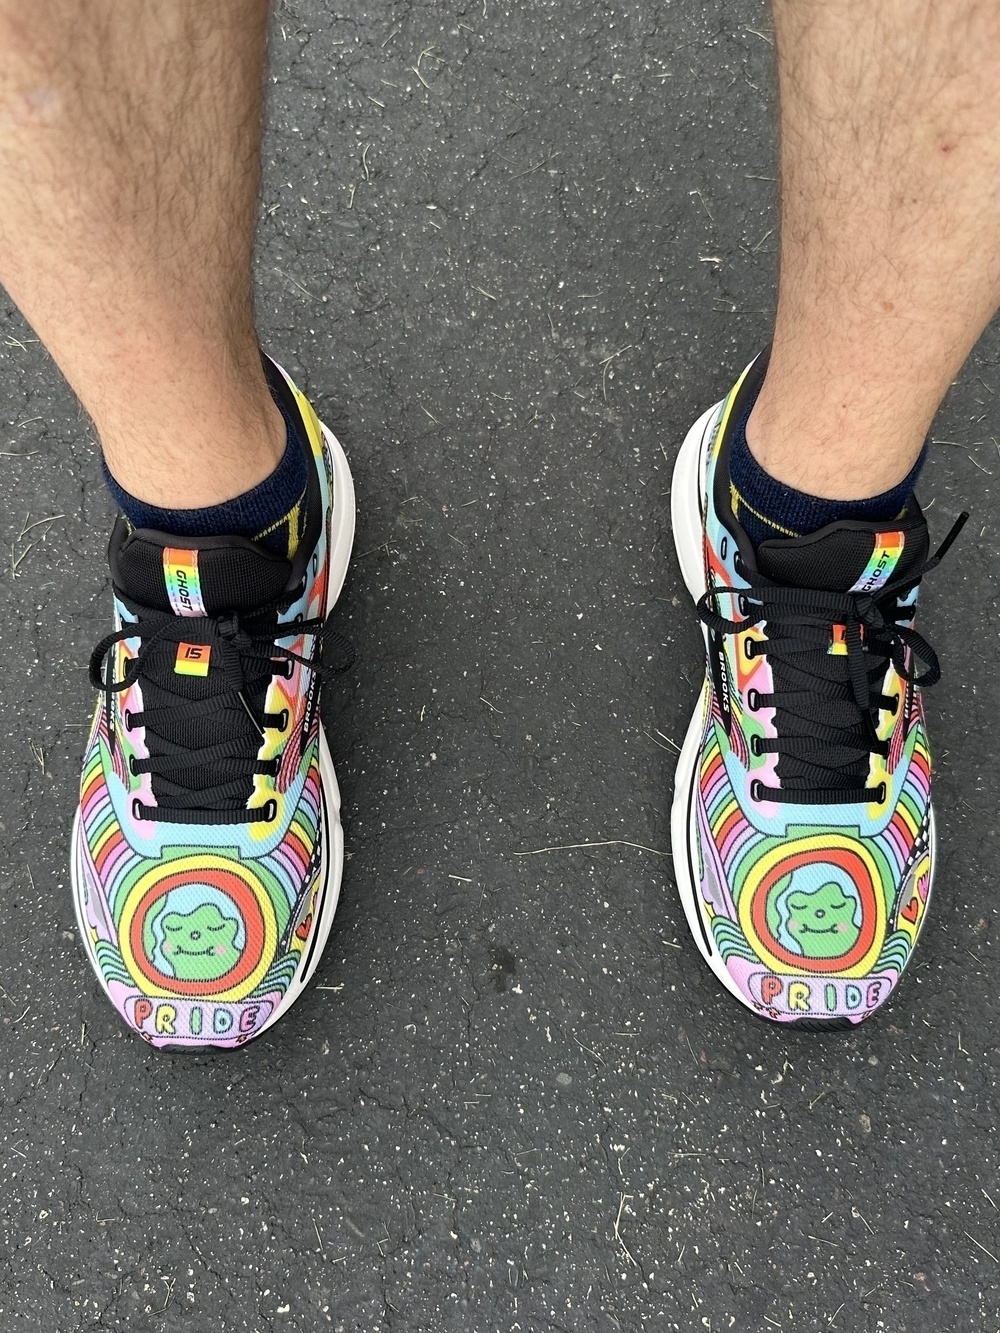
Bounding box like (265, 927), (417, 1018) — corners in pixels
(729, 397), (927, 549)
(101, 392), (309, 558)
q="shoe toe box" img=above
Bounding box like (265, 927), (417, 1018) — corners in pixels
(707, 833), (933, 1026)
(74, 824), (320, 1049)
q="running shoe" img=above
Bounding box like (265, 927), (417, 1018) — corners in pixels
(670, 353), (964, 1028)
(71, 358), (355, 1049)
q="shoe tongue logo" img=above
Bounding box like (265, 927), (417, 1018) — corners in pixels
(163, 548), (207, 616)
(848, 531), (905, 594)
(174, 642), (212, 676)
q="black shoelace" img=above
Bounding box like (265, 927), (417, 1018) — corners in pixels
(90, 600), (355, 825)
(697, 514), (967, 806)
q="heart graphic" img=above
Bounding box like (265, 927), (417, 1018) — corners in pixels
(900, 897), (920, 925)
(295, 913), (313, 941)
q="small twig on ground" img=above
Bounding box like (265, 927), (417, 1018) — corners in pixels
(574, 1036), (605, 1066)
(18, 512), (64, 539)
(600, 345), (633, 401)
(614, 1193), (636, 1267)
(509, 152), (561, 180)
(965, 1230), (999, 1263)
(514, 839), (670, 856)
(155, 1277), (176, 1314)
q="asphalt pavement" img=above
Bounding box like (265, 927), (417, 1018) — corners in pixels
(1, 0), (999, 1329)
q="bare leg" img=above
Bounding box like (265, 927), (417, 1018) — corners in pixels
(748, 0), (1000, 499)
(0, 0), (282, 509)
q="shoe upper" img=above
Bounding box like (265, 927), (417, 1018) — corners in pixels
(689, 358), (951, 1024)
(73, 364), (340, 1048)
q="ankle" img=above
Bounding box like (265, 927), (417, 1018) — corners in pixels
(101, 362), (311, 558)
(746, 374), (929, 501)
(731, 385), (927, 549)
(99, 388), (287, 510)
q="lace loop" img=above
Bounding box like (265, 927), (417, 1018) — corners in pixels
(90, 599), (355, 824)
(696, 512), (966, 805)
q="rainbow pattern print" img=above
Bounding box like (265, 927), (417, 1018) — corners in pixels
(72, 369), (336, 1048)
(687, 371), (933, 1024)
(163, 549), (207, 616)
(848, 532), (906, 595)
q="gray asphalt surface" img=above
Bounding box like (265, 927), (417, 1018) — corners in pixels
(1, 1), (999, 1329)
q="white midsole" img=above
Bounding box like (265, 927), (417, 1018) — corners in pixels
(70, 419), (356, 1045)
(255, 420), (355, 1038)
(668, 403), (752, 1008)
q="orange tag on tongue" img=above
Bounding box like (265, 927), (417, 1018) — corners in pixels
(830, 623), (868, 655)
(174, 642), (211, 676)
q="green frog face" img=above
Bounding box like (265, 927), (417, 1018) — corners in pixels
(161, 903), (241, 980)
(785, 882), (861, 958)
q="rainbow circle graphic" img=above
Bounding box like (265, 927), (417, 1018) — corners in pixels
(737, 833), (885, 978)
(118, 854), (278, 1001)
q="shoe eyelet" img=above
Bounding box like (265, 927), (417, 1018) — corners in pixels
(124, 709), (134, 732)
(275, 708), (289, 732)
(750, 779), (765, 802)
(750, 734), (762, 757)
(128, 755), (140, 777)
(887, 694), (900, 716)
(874, 781), (887, 803)
(273, 658), (294, 679)
(744, 637), (756, 660)
(132, 797), (147, 821)
(262, 798), (278, 822)
(747, 688), (760, 711)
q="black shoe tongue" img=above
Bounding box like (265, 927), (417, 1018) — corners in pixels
(755, 514), (929, 594)
(111, 524), (293, 616)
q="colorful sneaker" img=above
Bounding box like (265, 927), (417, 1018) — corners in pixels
(670, 353), (965, 1028)
(71, 358), (355, 1049)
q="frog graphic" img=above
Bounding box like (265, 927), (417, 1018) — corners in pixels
(778, 880), (861, 959)
(159, 903), (242, 980)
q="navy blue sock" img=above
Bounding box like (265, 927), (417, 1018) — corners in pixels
(102, 392), (309, 558)
(728, 397), (926, 548)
